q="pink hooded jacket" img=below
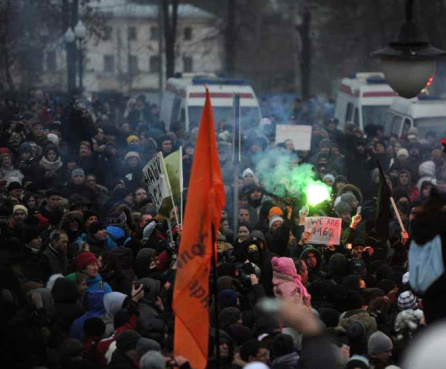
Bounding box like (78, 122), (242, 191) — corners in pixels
(272, 256), (311, 305)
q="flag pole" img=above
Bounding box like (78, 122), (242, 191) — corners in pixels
(232, 94), (241, 233)
(390, 197), (407, 233)
(211, 226), (221, 369)
(179, 146), (184, 226)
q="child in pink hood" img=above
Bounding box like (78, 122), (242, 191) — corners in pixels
(272, 256), (311, 306)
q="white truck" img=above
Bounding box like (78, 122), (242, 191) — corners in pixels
(160, 73), (262, 132)
(385, 95), (446, 139)
(335, 72), (398, 133)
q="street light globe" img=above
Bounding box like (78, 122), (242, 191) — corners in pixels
(380, 58), (436, 99)
(74, 20), (86, 40)
(370, 0), (446, 99)
(64, 27), (75, 43)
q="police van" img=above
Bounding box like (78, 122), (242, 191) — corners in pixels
(160, 73), (262, 132)
(335, 72), (398, 133)
(385, 95), (446, 139)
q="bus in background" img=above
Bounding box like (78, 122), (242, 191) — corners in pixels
(335, 72), (398, 134)
(160, 73), (262, 132)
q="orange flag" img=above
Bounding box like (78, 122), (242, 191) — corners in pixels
(173, 88), (226, 369)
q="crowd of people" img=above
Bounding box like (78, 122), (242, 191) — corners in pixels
(0, 89), (444, 369)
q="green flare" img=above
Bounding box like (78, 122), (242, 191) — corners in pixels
(306, 182), (331, 206)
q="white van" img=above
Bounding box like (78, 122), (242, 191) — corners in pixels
(160, 73), (262, 132)
(385, 96), (446, 139)
(335, 72), (398, 133)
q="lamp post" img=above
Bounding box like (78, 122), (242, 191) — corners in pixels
(64, 27), (76, 94)
(371, 0), (446, 98)
(74, 20), (86, 92)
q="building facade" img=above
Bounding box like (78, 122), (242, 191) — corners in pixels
(40, 0), (223, 97)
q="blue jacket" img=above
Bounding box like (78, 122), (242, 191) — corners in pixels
(74, 232), (117, 251)
(86, 274), (112, 294)
(69, 290), (106, 341)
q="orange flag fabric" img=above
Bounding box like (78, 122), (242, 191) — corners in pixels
(173, 88), (226, 369)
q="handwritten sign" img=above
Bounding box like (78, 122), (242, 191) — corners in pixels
(304, 216), (342, 245)
(275, 125), (312, 151)
(142, 152), (172, 213)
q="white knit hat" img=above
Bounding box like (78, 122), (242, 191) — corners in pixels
(269, 215), (284, 229)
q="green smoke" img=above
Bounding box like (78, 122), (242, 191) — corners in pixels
(254, 148), (331, 205)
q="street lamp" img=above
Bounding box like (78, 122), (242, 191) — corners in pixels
(74, 20), (86, 92)
(371, 0), (446, 98)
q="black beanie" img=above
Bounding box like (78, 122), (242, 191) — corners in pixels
(116, 330), (141, 352)
(89, 221), (105, 235)
(84, 317), (106, 337)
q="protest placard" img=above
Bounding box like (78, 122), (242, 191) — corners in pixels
(304, 216), (342, 245)
(142, 152), (173, 218)
(275, 125), (312, 151)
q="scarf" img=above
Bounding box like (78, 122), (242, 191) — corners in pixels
(40, 156), (63, 172)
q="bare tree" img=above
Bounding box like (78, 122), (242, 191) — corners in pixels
(162, 0), (179, 78)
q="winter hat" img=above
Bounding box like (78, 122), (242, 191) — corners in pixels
(334, 201), (351, 216)
(116, 329), (141, 352)
(89, 221), (106, 235)
(106, 225), (125, 241)
(83, 210), (98, 223)
(341, 192), (357, 205)
(217, 276), (235, 292)
(126, 135), (139, 145)
(136, 338), (162, 360)
(419, 161), (436, 177)
(46, 273), (64, 292)
(218, 307), (242, 329)
(140, 351), (166, 369)
(319, 138), (332, 149)
(269, 215), (284, 229)
(242, 168), (255, 178)
(7, 182), (22, 191)
(368, 331), (393, 356)
(397, 148), (409, 159)
(13, 204), (28, 217)
(219, 289), (238, 309)
(84, 317), (106, 338)
(322, 174), (335, 183)
(23, 227), (42, 244)
(71, 168), (85, 179)
(75, 252), (98, 270)
(19, 142), (33, 154)
(318, 307), (340, 328)
(268, 206), (283, 220)
(346, 355), (369, 369)
(335, 175), (348, 183)
(347, 320), (367, 343)
(46, 133), (60, 146)
(125, 151), (140, 161)
(398, 291), (417, 311)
